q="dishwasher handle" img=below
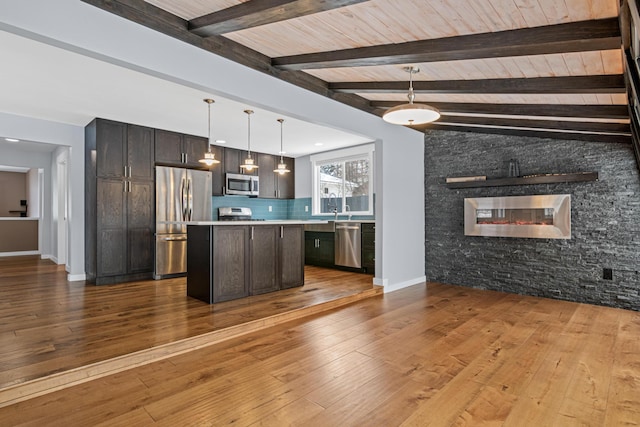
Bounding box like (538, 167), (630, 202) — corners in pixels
(335, 225), (360, 230)
(159, 236), (188, 241)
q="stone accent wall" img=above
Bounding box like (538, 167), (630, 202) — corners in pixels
(424, 129), (640, 311)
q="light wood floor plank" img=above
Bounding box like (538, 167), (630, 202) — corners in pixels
(0, 257), (639, 425)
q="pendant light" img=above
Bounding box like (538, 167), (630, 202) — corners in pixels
(273, 118), (290, 175)
(199, 98), (220, 166)
(382, 66), (440, 126)
(240, 109), (258, 171)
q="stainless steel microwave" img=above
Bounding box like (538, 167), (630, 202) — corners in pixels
(226, 173), (259, 196)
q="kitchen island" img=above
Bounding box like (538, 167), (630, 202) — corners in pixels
(186, 221), (325, 303)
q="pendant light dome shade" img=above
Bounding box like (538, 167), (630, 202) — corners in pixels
(240, 109), (258, 171)
(274, 118), (290, 175)
(382, 67), (440, 126)
(199, 98), (220, 166)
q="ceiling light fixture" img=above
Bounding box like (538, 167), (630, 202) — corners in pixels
(4, 138), (20, 142)
(199, 98), (220, 166)
(273, 119), (290, 175)
(382, 66), (440, 126)
(240, 109), (258, 172)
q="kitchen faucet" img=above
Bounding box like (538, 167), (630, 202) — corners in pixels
(345, 204), (351, 220)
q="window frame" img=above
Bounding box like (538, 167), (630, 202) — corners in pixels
(310, 144), (375, 217)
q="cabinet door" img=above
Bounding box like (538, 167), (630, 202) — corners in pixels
(96, 178), (127, 276)
(361, 224), (375, 274)
(127, 124), (155, 181)
(155, 129), (183, 165)
(276, 156), (295, 199)
(249, 225), (279, 295)
(305, 233), (319, 266)
(281, 225), (304, 289)
(209, 145), (225, 196)
(213, 226), (249, 302)
(224, 147), (242, 174)
(96, 120), (126, 178)
(183, 135), (208, 168)
(127, 180), (154, 274)
(317, 233), (335, 266)
(258, 153), (277, 199)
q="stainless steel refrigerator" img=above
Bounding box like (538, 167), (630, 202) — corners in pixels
(155, 166), (212, 279)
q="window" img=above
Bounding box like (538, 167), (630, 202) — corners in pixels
(311, 144), (374, 216)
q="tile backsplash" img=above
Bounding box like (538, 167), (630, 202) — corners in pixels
(212, 196), (374, 221)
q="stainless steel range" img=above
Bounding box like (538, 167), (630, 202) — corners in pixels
(218, 207), (264, 221)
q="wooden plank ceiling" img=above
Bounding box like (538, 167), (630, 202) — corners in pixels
(81, 0), (630, 143)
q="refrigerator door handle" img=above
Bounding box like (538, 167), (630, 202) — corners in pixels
(180, 177), (188, 221)
(187, 178), (193, 221)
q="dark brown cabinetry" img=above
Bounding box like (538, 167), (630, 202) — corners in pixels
(305, 231), (335, 267)
(224, 147), (259, 176)
(85, 119), (155, 285)
(187, 224), (304, 303)
(361, 223), (375, 274)
(155, 129), (224, 195)
(155, 129), (207, 169)
(249, 225), (279, 295)
(258, 153), (295, 199)
(209, 144), (225, 196)
(281, 225), (304, 288)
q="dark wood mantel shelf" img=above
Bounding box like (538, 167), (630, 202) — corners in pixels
(445, 171), (598, 189)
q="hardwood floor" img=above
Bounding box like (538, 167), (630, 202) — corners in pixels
(1, 257), (639, 425)
(0, 256), (377, 393)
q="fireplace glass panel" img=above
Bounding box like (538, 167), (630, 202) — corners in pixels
(476, 208), (554, 225)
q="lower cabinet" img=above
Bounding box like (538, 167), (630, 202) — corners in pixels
(187, 224), (304, 303)
(361, 223), (375, 275)
(305, 231), (335, 267)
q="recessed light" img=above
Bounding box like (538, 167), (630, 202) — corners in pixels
(215, 139), (226, 144)
(4, 138), (19, 142)
(314, 143), (323, 146)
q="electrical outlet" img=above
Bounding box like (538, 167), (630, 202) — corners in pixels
(268, 206), (272, 212)
(305, 205), (308, 212)
(603, 268), (613, 280)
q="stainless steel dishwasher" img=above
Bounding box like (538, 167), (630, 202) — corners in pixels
(335, 222), (361, 268)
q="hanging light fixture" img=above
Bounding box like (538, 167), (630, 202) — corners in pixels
(240, 109), (258, 171)
(199, 98), (220, 166)
(382, 66), (440, 126)
(273, 118), (290, 175)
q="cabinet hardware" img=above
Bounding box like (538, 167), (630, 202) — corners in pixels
(250, 226), (254, 240)
(124, 166), (128, 177)
(184, 153), (188, 163)
(128, 166), (132, 177)
(280, 226), (283, 238)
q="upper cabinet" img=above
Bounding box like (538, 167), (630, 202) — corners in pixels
(155, 129), (207, 169)
(94, 120), (154, 181)
(258, 153), (295, 199)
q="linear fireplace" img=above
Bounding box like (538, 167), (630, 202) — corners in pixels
(464, 194), (571, 239)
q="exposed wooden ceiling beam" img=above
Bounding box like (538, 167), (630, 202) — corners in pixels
(79, 0), (377, 115)
(330, 75), (626, 94)
(273, 18), (621, 70)
(189, 0), (369, 37)
(433, 116), (630, 133)
(422, 124), (632, 144)
(370, 102), (630, 119)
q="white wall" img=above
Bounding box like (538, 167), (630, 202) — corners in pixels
(0, 0), (425, 291)
(0, 112), (84, 280)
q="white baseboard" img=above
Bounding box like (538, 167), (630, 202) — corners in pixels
(380, 275), (427, 293)
(67, 273), (86, 282)
(0, 250), (39, 257)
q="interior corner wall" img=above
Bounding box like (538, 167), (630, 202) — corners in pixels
(425, 129), (640, 311)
